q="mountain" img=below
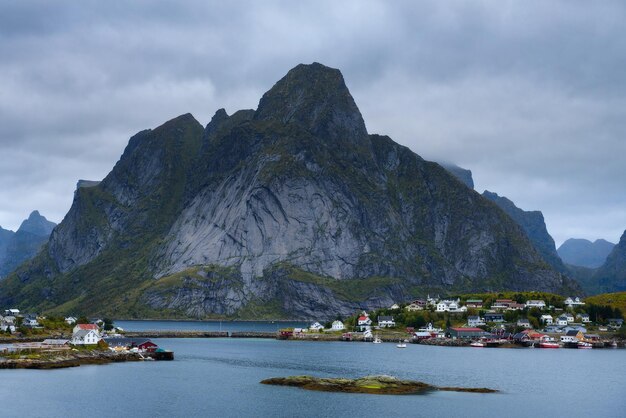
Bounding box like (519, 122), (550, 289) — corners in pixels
(0, 211), (56, 278)
(591, 230), (626, 293)
(557, 238), (615, 268)
(482, 191), (567, 274)
(0, 63), (579, 319)
(438, 163), (474, 189)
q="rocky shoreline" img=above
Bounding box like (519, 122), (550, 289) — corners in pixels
(0, 350), (143, 370)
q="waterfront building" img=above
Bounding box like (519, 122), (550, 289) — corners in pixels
(447, 327), (490, 340)
(309, 322), (324, 332)
(331, 320), (345, 331)
(71, 329), (101, 345)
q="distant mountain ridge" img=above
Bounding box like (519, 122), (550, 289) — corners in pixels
(557, 238), (615, 268)
(0, 211), (56, 277)
(591, 230), (626, 293)
(0, 63), (579, 319)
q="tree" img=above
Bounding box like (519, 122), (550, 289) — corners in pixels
(103, 318), (114, 331)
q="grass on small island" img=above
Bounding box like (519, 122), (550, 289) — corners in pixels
(260, 375), (498, 395)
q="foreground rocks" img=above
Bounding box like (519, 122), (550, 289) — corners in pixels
(261, 375), (498, 395)
(0, 350), (143, 369)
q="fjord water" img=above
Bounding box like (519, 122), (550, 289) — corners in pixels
(2, 335), (625, 417)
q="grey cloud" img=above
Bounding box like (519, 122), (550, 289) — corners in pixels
(1, 0), (625, 246)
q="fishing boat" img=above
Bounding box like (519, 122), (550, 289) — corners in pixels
(396, 340), (407, 348)
(577, 341), (593, 349)
(373, 335), (382, 344)
(470, 340), (486, 347)
(538, 336), (560, 348)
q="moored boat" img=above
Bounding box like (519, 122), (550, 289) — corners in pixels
(577, 341), (593, 349)
(538, 336), (560, 348)
(470, 340), (485, 347)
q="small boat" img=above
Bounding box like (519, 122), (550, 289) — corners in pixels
(470, 340), (485, 348)
(610, 341), (618, 348)
(373, 335), (382, 344)
(577, 341), (593, 349)
(396, 340), (407, 348)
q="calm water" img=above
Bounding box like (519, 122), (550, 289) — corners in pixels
(1, 331), (625, 417)
(115, 320), (308, 332)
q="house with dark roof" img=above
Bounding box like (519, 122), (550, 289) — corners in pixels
(467, 315), (485, 327)
(377, 316), (396, 328)
(484, 313), (505, 323)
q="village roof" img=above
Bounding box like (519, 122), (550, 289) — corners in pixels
(468, 315), (481, 320)
(42, 339), (70, 345)
(484, 312), (504, 317)
(104, 337), (153, 347)
(358, 316), (369, 321)
(566, 330), (580, 336)
(450, 327), (485, 332)
(75, 323), (99, 330)
(378, 316), (394, 321)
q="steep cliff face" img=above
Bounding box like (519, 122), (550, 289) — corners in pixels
(439, 163), (474, 189)
(0, 211), (56, 278)
(482, 191), (567, 275)
(591, 230), (626, 293)
(558, 238), (615, 268)
(0, 63), (579, 319)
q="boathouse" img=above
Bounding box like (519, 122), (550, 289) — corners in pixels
(446, 327), (489, 340)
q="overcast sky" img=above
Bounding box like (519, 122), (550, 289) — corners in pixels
(1, 0), (625, 246)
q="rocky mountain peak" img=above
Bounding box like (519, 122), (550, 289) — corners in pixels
(17, 210), (56, 237)
(254, 62), (368, 143)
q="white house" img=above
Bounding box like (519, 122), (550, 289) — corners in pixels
(71, 329), (101, 345)
(577, 313), (591, 323)
(436, 299), (462, 312)
(22, 317), (40, 328)
(540, 315), (553, 325)
(564, 297), (585, 307)
(517, 318), (532, 328)
(357, 314), (372, 331)
(377, 316), (396, 328)
(526, 300), (546, 309)
(405, 303), (423, 312)
(565, 313), (575, 323)
(389, 304), (400, 310)
(331, 320), (345, 331)
(467, 316), (485, 327)
(309, 322), (324, 332)
(4, 309), (19, 316)
(65, 316), (77, 325)
(556, 315), (569, 326)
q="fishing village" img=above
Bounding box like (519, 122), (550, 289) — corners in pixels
(1, 292), (623, 363)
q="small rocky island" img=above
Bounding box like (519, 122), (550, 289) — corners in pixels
(260, 375), (498, 395)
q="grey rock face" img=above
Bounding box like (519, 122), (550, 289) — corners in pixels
(482, 190), (567, 274)
(0, 63), (581, 318)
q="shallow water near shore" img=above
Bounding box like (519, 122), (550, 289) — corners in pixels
(1, 334), (625, 417)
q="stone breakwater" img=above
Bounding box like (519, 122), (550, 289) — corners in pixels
(0, 350), (142, 369)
